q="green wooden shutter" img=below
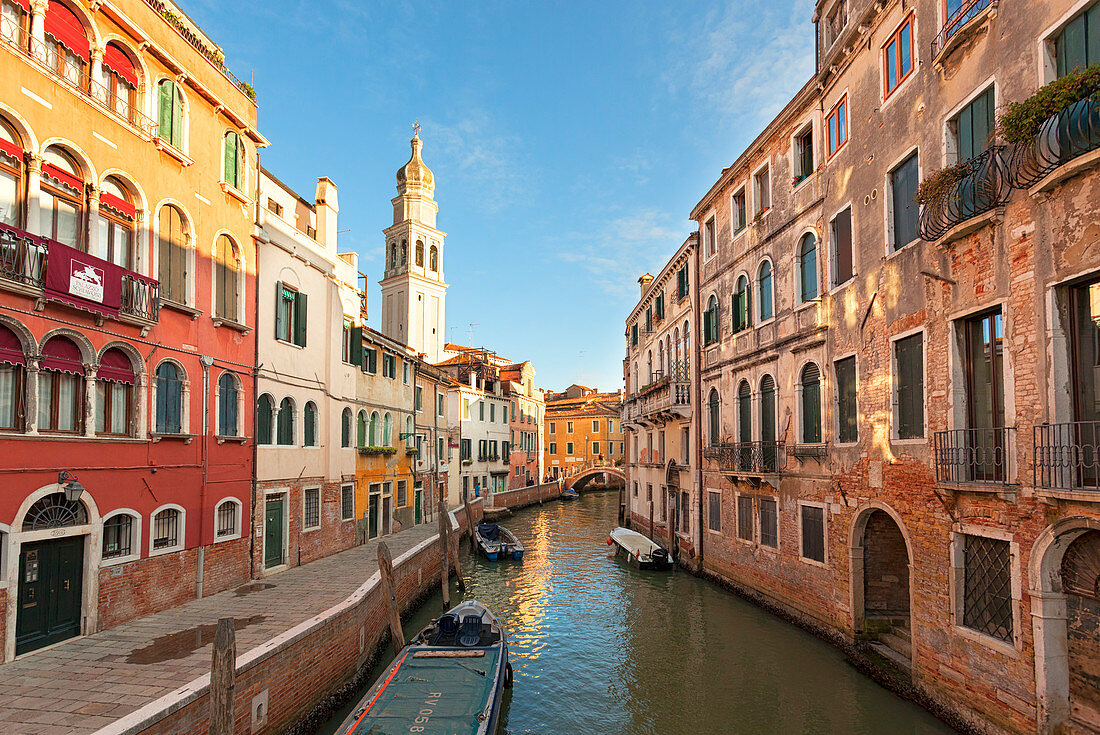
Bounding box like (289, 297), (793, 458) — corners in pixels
(703, 310), (712, 345)
(223, 133), (236, 187)
(158, 81), (173, 142)
(235, 136), (245, 189)
(172, 85), (184, 149)
(274, 281), (284, 340)
(350, 326), (363, 366)
(293, 291), (308, 347)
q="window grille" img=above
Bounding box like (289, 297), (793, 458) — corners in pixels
(23, 493), (87, 531)
(216, 502), (236, 537)
(102, 514), (132, 558)
(304, 488), (320, 529)
(963, 534), (1013, 641)
(153, 509), (179, 550)
(341, 484), (354, 521)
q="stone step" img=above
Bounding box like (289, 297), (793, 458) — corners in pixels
(878, 630), (912, 660)
(891, 625), (911, 645)
(869, 641), (912, 672)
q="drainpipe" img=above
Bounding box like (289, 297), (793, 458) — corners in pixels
(249, 151), (262, 579)
(693, 242), (704, 569)
(197, 355), (212, 598)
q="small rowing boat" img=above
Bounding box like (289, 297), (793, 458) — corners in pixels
(560, 488), (580, 500)
(608, 526), (673, 570)
(334, 600), (511, 735)
(476, 522), (524, 561)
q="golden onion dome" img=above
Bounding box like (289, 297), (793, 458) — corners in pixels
(396, 133), (434, 194)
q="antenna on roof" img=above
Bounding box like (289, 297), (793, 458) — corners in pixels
(466, 323), (479, 345)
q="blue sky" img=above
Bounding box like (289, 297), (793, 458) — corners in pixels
(187, 0), (816, 392)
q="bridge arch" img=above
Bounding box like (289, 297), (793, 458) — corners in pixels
(563, 466), (626, 491)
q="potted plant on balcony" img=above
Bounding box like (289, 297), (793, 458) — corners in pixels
(997, 64), (1100, 146)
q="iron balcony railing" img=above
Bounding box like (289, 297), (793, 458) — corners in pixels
(1007, 96), (1100, 189)
(918, 146), (1012, 241)
(703, 441), (784, 475)
(931, 0), (994, 58)
(120, 274), (160, 321)
(933, 427), (1015, 485)
(1034, 421), (1100, 491)
(0, 225), (47, 288)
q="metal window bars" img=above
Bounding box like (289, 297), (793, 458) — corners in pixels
(0, 225), (47, 289)
(962, 534), (1013, 642)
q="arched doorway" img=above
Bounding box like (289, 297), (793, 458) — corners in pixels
(16, 492), (90, 655)
(1061, 530), (1100, 728)
(851, 506), (912, 663)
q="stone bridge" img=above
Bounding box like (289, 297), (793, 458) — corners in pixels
(562, 463), (626, 491)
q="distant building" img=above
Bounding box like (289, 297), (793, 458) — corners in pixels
(544, 386), (624, 477)
(502, 361), (545, 488)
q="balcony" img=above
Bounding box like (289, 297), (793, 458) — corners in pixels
(918, 146), (1012, 243)
(704, 441), (784, 479)
(0, 224), (159, 326)
(934, 427), (1015, 488)
(1034, 422), (1100, 495)
(631, 362), (691, 427)
(1007, 96), (1100, 190)
(932, 0), (996, 62)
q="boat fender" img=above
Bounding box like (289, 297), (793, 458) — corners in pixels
(505, 661), (514, 689)
(606, 538), (613, 545)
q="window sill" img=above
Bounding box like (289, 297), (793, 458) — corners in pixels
(890, 437), (927, 446)
(276, 338), (305, 350)
(4, 433), (146, 443)
(952, 623), (1018, 657)
(791, 173), (815, 192)
(216, 435), (248, 444)
(100, 553), (140, 568)
(212, 317), (251, 334)
(214, 532), (241, 544)
(220, 181), (252, 205)
(302, 524), (321, 534)
(151, 432), (195, 444)
(799, 554), (828, 568)
(1035, 488), (1100, 504)
(828, 277), (855, 296)
(149, 544), (185, 558)
(154, 138), (193, 166)
(162, 299), (202, 319)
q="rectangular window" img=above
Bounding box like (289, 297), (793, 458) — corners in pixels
(275, 283), (307, 347)
(403, 362), (409, 384)
(438, 437), (445, 461)
(883, 15), (914, 98)
(655, 293), (665, 320)
(962, 534), (1013, 642)
(415, 386), (423, 411)
(731, 188), (746, 233)
(758, 498), (778, 548)
(645, 306), (652, 332)
(633, 482), (638, 497)
(826, 94), (848, 158)
(800, 505), (826, 563)
(549, 442), (557, 454)
(895, 333), (925, 439)
(462, 399), (470, 419)
(679, 492), (690, 534)
(890, 151), (919, 250)
(608, 419), (614, 433)
(677, 265), (690, 299)
(592, 441), (600, 454)
(951, 86), (995, 163)
(836, 355), (858, 443)
(341, 484), (354, 521)
(794, 127), (814, 183)
(705, 216), (717, 258)
(737, 496), (754, 541)
(831, 206), (853, 286)
(396, 480), (407, 507)
(963, 311), (1006, 481)
(303, 487), (320, 530)
(364, 347), (377, 374)
(382, 354), (396, 379)
(1055, 3), (1100, 77)
(479, 401), (485, 421)
(437, 393), (444, 416)
(566, 421), (573, 433)
(461, 438), (471, 460)
(341, 320), (352, 363)
(753, 166), (770, 214)
(478, 439), (487, 460)
(566, 442), (574, 454)
(592, 420), (600, 432)
(549, 421), (556, 433)
(631, 324), (639, 346)
(708, 491), (722, 532)
(490, 403), (496, 422)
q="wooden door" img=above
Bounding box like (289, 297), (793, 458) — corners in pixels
(16, 537), (84, 655)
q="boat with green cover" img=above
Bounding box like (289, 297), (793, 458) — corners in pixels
(334, 600), (511, 735)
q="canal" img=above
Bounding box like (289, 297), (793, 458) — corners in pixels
(318, 490), (956, 734)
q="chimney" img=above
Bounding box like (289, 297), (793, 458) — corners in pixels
(315, 177), (339, 250)
(638, 273), (653, 297)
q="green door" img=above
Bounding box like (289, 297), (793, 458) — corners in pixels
(414, 488), (422, 525)
(264, 497), (284, 569)
(16, 537), (84, 656)
(368, 495), (379, 539)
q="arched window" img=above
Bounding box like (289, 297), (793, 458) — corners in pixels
(383, 412), (393, 446)
(217, 372), (239, 437)
(657, 342), (665, 379)
(40, 146), (83, 248)
(102, 512), (137, 560)
(799, 233), (818, 303)
(214, 234), (239, 321)
(43, 1), (88, 86)
(215, 498), (239, 539)
(158, 205), (188, 305)
(0, 116), (25, 227)
(801, 362), (822, 443)
(96, 347), (133, 436)
(734, 275), (751, 332)
(400, 240), (407, 265)
(155, 361), (183, 434)
(758, 260), (774, 321)
(23, 492), (87, 530)
(222, 131), (245, 190)
(646, 351), (653, 384)
(704, 295), (719, 345)
(98, 176), (135, 268)
(276, 397), (294, 445)
(0, 322), (26, 431)
(256, 394), (274, 445)
(39, 335), (84, 433)
(708, 388), (720, 445)
(429, 245), (438, 271)
(157, 79), (185, 149)
(99, 42), (138, 120)
(415, 240), (424, 267)
(0, 0), (29, 49)
(389, 242), (396, 269)
(303, 401), (317, 446)
(151, 506), (182, 551)
(760, 375), (777, 470)
(683, 320), (690, 356)
(673, 328), (681, 366)
(358, 410), (368, 447)
(341, 407), (351, 447)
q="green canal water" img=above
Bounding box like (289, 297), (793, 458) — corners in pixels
(317, 490), (956, 735)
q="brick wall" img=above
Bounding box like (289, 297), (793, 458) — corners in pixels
(862, 510), (910, 617)
(490, 481), (561, 511)
(253, 479), (358, 578)
(98, 550), (199, 631)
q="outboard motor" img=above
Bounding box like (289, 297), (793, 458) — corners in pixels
(652, 547), (670, 565)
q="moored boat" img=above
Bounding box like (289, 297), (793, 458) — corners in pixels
(560, 488), (580, 500)
(608, 526), (673, 570)
(335, 600), (512, 735)
(476, 522), (525, 561)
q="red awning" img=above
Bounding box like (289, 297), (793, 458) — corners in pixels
(97, 347), (134, 384)
(100, 192), (135, 219)
(102, 43), (138, 87)
(40, 336), (84, 375)
(44, 0), (89, 60)
(9, 0), (29, 12)
(0, 138), (21, 163)
(0, 325), (25, 367)
(42, 162), (83, 192)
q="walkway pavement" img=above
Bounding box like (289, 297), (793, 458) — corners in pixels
(0, 523), (440, 735)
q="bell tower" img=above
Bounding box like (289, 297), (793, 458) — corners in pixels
(379, 127), (447, 364)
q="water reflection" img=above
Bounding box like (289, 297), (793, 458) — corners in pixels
(317, 492), (955, 734)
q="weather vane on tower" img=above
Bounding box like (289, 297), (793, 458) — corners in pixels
(412, 121), (421, 138)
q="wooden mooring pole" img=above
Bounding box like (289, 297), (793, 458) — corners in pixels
(438, 499), (450, 609)
(376, 541), (405, 655)
(463, 498), (475, 539)
(449, 532), (465, 593)
(209, 618), (236, 735)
